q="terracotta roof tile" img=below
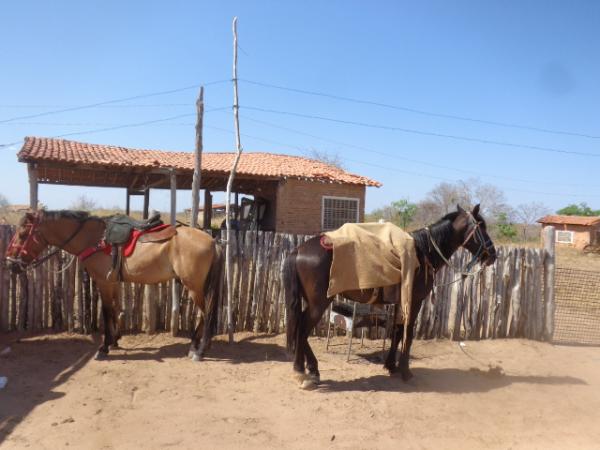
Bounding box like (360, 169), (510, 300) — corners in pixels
(537, 215), (600, 226)
(18, 137), (381, 187)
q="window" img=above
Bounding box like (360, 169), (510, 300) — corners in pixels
(556, 230), (574, 244)
(322, 196), (359, 231)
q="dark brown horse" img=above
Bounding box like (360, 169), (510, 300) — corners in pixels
(5, 210), (222, 360)
(283, 204), (496, 389)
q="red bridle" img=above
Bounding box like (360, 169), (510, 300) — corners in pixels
(6, 213), (47, 267)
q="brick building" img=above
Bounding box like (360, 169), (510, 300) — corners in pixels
(537, 215), (600, 250)
(18, 137), (380, 235)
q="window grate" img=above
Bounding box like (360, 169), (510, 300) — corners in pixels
(322, 197), (359, 231)
(556, 230), (574, 244)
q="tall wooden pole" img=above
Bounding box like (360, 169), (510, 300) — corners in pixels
(225, 16), (243, 344)
(170, 169), (180, 335)
(28, 163), (38, 210)
(543, 226), (556, 342)
(191, 87), (204, 228)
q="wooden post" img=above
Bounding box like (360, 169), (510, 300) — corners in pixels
(543, 226), (556, 342)
(170, 169), (179, 335)
(191, 87), (204, 229)
(143, 284), (158, 333)
(125, 189), (131, 216)
(225, 16), (243, 344)
(203, 190), (212, 230)
(28, 163), (38, 210)
(143, 189), (150, 219)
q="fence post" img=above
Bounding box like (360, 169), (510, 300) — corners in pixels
(543, 226), (556, 342)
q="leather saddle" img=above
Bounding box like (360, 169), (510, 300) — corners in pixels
(104, 212), (164, 281)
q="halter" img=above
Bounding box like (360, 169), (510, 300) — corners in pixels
(425, 211), (494, 278)
(5, 212), (86, 271)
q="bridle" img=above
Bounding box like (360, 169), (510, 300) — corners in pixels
(425, 211), (495, 279)
(5, 212), (86, 272)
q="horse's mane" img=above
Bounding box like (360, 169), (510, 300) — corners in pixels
(41, 210), (97, 222)
(410, 211), (460, 266)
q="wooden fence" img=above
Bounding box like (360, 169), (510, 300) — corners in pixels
(0, 225), (551, 341)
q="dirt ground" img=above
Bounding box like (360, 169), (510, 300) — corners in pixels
(1, 332), (599, 450)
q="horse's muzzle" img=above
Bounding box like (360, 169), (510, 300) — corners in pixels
(483, 250), (497, 266)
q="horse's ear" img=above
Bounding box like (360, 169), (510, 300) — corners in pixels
(456, 204), (465, 213)
(472, 204), (480, 216)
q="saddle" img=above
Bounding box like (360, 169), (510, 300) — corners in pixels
(104, 212), (171, 282)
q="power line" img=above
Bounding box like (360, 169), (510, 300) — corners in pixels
(0, 79), (229, 125)
(240, 78), (600, 140)
(0, 103), (193, 109)
(242, 106), (600, 158)
(0, 107), (230, 148)
(239, 114), (599, 190)
(345, 157), (600, 199)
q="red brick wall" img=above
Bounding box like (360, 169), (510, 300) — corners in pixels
(275, 178), (366, 234)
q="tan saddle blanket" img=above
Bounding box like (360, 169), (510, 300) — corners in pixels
(323, 222), (419, 323)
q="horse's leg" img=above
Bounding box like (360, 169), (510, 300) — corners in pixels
(187, 289), (206, 362)
(109, 298), (123, 349)
(382, 305), (401, 373)
(398, 297), (424, 381)
(384, 322), (404, 374)
(95, 283), (118, 359)
(302, 300), (331, 386)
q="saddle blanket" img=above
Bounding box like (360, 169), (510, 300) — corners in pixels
(323, 222), (420, 325)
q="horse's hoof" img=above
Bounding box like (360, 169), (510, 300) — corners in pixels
(300, 378), (318, 390)
(95, 350), (108, 360)
(188, 350), (196, 359)
(307, 373), (320, 385)
(401, 369), (414, 382)
(384, 364), (397, 375)
(191, 353), (203, 362)
(293, 371), (306, 383)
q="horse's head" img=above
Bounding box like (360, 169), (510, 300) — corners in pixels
(5, 210), (49, 274)
(454, 204), (496, 266)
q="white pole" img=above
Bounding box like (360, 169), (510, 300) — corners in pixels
(191, 87), (204, 228)
(225, 16), (243, 344)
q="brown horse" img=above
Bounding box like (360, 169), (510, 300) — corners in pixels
(283, 204), (496, 389)
(5, 210), (222, 360)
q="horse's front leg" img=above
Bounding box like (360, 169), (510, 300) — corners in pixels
(398, 316), (416, 382)
(95, 283), (119, 360)
(383, 305), (402, 374)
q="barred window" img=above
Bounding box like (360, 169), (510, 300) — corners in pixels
(322, 196), (359, 231)
(556, 230), (574, 244)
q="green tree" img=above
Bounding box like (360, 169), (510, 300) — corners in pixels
(392, 199), (417, 229)
(556, 202), (600, 216)
(496, 212), (517, 240)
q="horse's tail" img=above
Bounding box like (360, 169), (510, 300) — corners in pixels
(202, 241), (223, 344)
(283, 250), (302, 355)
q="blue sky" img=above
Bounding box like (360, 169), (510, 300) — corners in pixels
(1, 1), (599, 213)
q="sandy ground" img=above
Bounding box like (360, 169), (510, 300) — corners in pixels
(1, 332), (599, 450)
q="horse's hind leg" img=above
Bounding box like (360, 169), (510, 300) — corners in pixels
(299, 300), (331, 388)
(186, 289), (209, 362)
